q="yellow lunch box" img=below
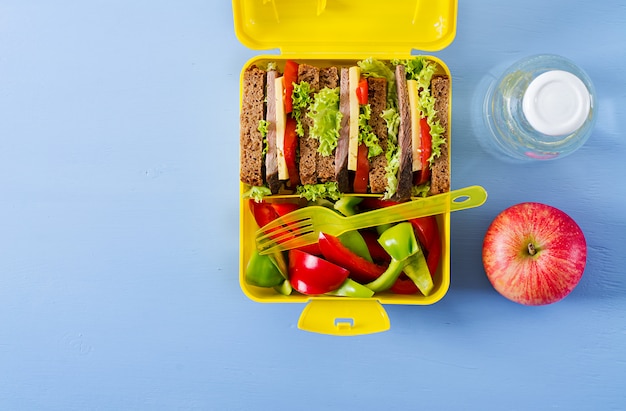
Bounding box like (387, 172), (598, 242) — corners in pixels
(234, 0), (459, 336)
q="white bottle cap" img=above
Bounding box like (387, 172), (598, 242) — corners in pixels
(522, 70), (591, 136)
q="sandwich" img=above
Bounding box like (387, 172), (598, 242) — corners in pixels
(239, 57), (450, 202)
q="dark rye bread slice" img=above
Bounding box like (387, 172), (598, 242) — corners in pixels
(240, 66), (266, 187)
(367, 77), (388, 193)
(429, 75), (450, 195)
(297, 64), (320, 185)
(393, 64), (413, 202)
(316, 66), (339, 183)
(265, 69), (280, 194)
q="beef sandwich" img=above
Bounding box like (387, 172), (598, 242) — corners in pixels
(239, 57), (450, 202)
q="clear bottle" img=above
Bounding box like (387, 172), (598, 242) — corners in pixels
(482, 54), (597, 161)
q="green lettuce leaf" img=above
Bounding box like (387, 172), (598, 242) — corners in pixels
(307, 87), (342, 157)
(383, 144), (400, 200)
(258, 119), (269, 155)
(242, 185), (272, 202)
(358, 104), (383, 159)
(412, 183), (431, 198)
(296, 182), (341, 202)
(381, 107), (400, 200)
(292, 81), (314, 137)
(357, 58), (397, 107)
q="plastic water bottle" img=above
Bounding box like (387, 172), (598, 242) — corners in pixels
(482, 54), (597, 161)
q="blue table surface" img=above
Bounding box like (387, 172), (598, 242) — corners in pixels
(1, 1), (625, 410)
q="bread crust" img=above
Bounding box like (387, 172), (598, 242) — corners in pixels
(429, 75), (450, 195)
(297, 64), (320, 185)
(316, 66), (340, 183)
(367, 77), (388, 193)
(240, 66), (266, 187)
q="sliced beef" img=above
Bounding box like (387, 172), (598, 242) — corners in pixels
(393, 64), (413, 202)
(265, 69), (280, 194)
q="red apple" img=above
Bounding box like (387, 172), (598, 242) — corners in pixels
(482, 202), (587, 305)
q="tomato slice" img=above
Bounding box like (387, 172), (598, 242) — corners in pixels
(356, 78), (369, 105)
(353, 143), (369, 193)
(289, 250), (350, 295)
(318, 232), (385, 284)
(283, 60), (298, 114)
(284, 117), (300, 188)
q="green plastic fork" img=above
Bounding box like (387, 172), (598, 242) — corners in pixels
(255, 185), (487, 255)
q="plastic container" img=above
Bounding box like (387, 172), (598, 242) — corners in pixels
(482, 54), (596, 161)
(234, 0), (459, 336)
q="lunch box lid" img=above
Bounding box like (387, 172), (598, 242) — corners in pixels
(232, 0), (458, 55)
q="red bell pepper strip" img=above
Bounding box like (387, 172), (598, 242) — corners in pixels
(318, 232), (385, 284)
(283, 60), (299, 114)
(288, 249), (350, 295)
(284, 117), (300, 188)
(249, 200), (320, 255)
(356, 78), (369, 105)
(353, 143), (370, 194)
(360, 229), (391, 265)
(359, 198), (441, 276)
(390, 275), (420, 294)
(249, 200), (300, 228)
(411, 216), (441, 275)
(248, 200), (282, 228)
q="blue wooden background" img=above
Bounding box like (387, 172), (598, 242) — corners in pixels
(1, 1), (624, 409)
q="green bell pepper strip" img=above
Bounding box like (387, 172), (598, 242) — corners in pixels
(364, 259), (407, 292)
(376, 223), (394, 236)
(338, 230), (373, 262)
(268, 251), (292, 295)
(245, 250), (286, 288)
(274, 278), (293, 295)
(334, 196), (363, 217)
(402, 251), (434, 296)
(378, 222), (419, 261)
(364, 222), (434, 295)
(325, 278), (375, 298)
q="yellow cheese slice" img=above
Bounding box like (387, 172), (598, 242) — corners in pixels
(274, 76), (288, 180)
(407, 79), (421, 172)
(347, 66), (361, 171)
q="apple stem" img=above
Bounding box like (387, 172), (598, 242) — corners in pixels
(527, 243), (536, 256)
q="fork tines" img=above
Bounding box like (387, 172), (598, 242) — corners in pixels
(255, 217), (316, 253)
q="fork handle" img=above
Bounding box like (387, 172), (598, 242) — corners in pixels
(342, 185), (487, 231)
